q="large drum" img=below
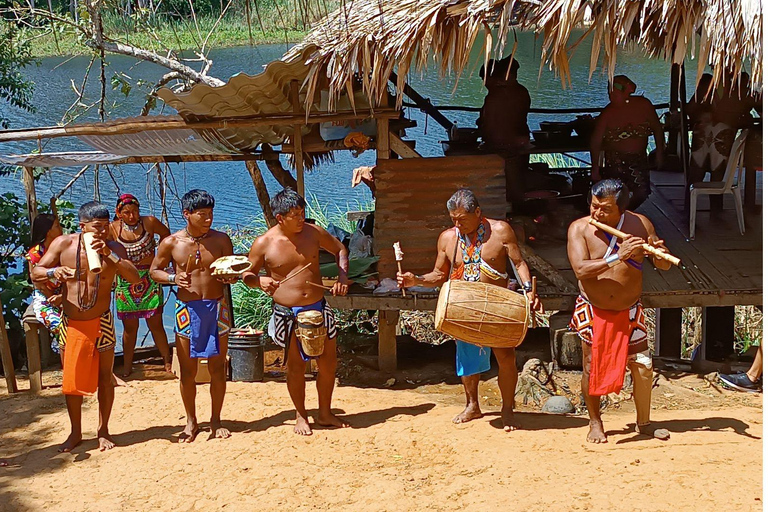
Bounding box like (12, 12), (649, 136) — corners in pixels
(434, 280), (530, 348)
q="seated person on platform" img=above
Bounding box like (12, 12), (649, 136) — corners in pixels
(591, 75), (665, 210)
(26, 214), (65, 360)
(689, 70), (760, 212)
(477, 56), (531, 208)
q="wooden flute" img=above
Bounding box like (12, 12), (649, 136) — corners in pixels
(588, 218), (681, 266)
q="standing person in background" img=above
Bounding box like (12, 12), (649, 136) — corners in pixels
(110, 194), (172, 377)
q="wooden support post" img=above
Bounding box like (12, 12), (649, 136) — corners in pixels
(290, 80), (305, 196)
(245, 161), (277, 227)
(23, 166), (37, 224)
(24, 322), (42, 393)
(389, 133), (421, 158)
(700, 306), (735, 362)
(377, 118), (390, 160)
(0, 297), (18, 393)
(654, 308), (683, 358)
(378, 310), (399, 373)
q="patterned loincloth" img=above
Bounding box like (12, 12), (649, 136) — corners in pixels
(569, 295), (648, 355)
(175, 298), (231, 339)
(60, 309), (117, 353)
(115, 265), (163, 320)
(268, 299), (337, 361)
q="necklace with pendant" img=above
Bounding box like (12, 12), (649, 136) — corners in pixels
(185, 227), (207, 266)
(76, 234), (100, 311)
(122, 221), (140, 233)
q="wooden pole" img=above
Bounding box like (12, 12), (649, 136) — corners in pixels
(290, 80), (305, 196)
(378, 310), (399, 373)
(22, 166), (37, 224)
(245, 161), (277, 227)
(0, 297), (18, 394)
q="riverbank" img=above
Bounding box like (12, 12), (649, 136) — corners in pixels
(26, 18), (306, 57)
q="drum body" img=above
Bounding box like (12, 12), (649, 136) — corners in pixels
(434, 280), (529, 348)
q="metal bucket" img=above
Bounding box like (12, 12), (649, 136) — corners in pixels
(228, 331), (265, 382)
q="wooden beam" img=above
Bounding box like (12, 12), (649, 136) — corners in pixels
(518, 244), (578, 293)
(24, 323), (42, 393)
(378, 310), (399, 373)
(290, 80), (305, 196)
(376, 118), (391, 161)
(244, 161), (277, 227)
(0, 110), (403, 143)
(0, 297), (18, 394)
(22, 166), (37, 224)
(389, 133), (421, 158)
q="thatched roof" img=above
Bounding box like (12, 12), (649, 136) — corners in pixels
(285, 0), (762, 109)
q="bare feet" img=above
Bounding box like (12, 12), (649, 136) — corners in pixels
(58, 432), (82, 453)
(179, 421), (199, 443)
(587, 419), (608, 444)
(294, 414), (313, 436)
(164, 358), (173, 374)
(121, 363), (132, 378)
(0, 460), (7, 467)
(317, 411), (350, 429)
(636, 423), (671, 440)
(209, 422), (231, 440)
(452, 404), (483, 424)
(97, 431), (116, 451)
(112, 374), (128, 387)
(501, 407), (517, 432)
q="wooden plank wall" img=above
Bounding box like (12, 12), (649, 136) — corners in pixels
(374, 155), (506, 278)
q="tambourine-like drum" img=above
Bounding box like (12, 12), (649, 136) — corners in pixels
(434, 280), (530, 348)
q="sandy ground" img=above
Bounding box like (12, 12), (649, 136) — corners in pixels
(0, 356), (763, 512)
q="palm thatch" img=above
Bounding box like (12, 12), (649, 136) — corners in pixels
(285, 0), (762, 109)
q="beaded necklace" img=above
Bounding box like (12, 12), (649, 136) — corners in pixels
(456, 219), (486, 282)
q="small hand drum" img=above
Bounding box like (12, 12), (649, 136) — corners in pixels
(210, 255), (253, 279)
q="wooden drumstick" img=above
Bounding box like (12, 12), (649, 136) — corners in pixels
(589, 218), (681, 266)
(185, 253), (196, 273)
(393, 242), (406, 297)
(306, 280), (333, 290)
(280, 262), (312, 285)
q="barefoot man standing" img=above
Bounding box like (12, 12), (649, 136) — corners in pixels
(242, 188), (350, 436)
(567, 179), (672, 443)
(397, 189), (541, 431)
(32, 202), (139, 452)
(150, 190), (236, 442)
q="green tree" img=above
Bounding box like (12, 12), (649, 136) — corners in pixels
(0, 24), (36, 128)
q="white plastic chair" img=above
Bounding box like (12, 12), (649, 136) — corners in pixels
(689, 129), (749, 240)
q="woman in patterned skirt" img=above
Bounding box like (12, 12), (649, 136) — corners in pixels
(110, 194), (172, 376)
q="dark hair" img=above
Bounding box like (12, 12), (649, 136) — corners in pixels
(79, 201), (110, 222)
(181, 189), (215, 212)
(30, 214), (57, 247)
(447, 188), (480, 212)
(271, 188), (306, 217)
(590, 179), (631, 211)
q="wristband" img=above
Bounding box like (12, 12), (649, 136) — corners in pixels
(168, 273), (176, 284)
(523, 282), (533, 292)
(47, 268), (56, 279)
(106, 251), (121, 264)
(604, 253), (621, 267)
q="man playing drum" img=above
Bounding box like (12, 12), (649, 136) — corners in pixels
(242, 188), (350, 436)
(567, 179), (672, 443)
(398, 188), (541, 431)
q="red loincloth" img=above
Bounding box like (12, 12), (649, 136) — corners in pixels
(62, 318), (101, 396)
(589, 306), (632, 396)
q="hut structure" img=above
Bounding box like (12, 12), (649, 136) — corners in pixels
(0, 0), (762, 386)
